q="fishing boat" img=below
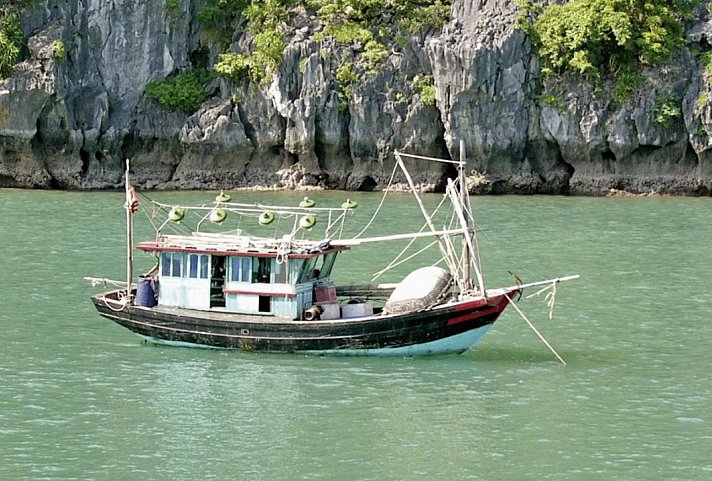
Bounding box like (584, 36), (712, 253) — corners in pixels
(86, 144), (577, 357)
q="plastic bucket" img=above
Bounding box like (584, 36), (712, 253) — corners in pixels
(135, 276), (157, 307)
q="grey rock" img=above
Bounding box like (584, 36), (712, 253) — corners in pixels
(1, 0), (712, 195)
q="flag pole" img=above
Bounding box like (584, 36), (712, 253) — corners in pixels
(125, 159), (134, 302)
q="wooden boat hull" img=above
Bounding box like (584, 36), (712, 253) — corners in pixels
(90, 288), (519, 356)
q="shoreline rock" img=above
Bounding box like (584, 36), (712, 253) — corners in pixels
(1, 1), (712, 197)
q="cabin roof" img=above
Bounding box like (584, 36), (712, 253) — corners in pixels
(136, 232), (348, 258)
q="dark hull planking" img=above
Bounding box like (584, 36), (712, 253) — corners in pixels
(91, 289), (518, 355)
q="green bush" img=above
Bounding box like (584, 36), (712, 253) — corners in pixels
(214, 52), (251, 79)
(214, 28), (285, 84)
(413, 74), (436, 106)
(399, 0), (450, 33)
(335, 61), (358, 107)
(320, 22), (373, 44)
(613, 68), (644, 101)
(51, 40), (66, 62)
(0, 8), (23, 79)
(209, 0), (451, 88)
(653, 92), (681, 125)
(197, 0), (250, 48)
(362, 39), (388, 71)
(249, 29), (286, 83)
(209, 0), (287, 85)
(700, 51), (712, 77)
(535, 93), (566, 110)
(145, 69), (213, 114)
(696, 91), (709, 112)
(520, 0), (697, 79)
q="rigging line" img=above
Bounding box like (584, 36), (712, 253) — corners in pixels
(525, 282), (559, 320)
(436, 205), (462, 277)
(370, 191), (452, 281)
(394, 154), (462, 281)
(443, 212), (466, 282)
(371, 238), (440, 281)
(353, 161), (400, 239)
(395, 150), (466, 166)
(372, 220), (429, 278)
(324, 210), (347, 238)
(338, 210), (347, 239)
(459, 177), (485, 283)
(504, 293), (567, 366)
(445, 179), (484, 292)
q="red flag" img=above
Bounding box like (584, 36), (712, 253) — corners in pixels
(126, 186), (139, 214)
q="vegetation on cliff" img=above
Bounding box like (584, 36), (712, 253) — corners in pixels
(0, 4), (24, 79)
(145, 69), (214, 113)
(148, 0), (450, 112)
(519, 0), (699, 78)
(518, 0), (700, 106)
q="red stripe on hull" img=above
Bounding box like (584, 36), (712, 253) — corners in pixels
(446, 293), (513, 326)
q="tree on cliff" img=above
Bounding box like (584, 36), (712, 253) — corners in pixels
(0, 4), (23, 79)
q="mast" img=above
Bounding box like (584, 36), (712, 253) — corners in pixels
(394, 149), (484, 295)
(394, 153), (459, 278)
(125, 159), (134, 301)
(459, 139), (471, 290)
(455, 140), (486, 297)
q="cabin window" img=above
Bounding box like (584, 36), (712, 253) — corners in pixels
(289, 259), (304, 284)
(298, 256), (318, 283)
(255, 257), (271, 283)
(172, 254), (182, 277)
(229, 256), (252, 283)
(201, 255), (209, 278)
(318, 252), (338, 278)
(188, 254), (209, 279)
(273, 259), (287, 284)
(161, 252), (184, 277)
(161, 253), (171, 277)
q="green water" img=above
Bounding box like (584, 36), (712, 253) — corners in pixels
(1, 189), (711, 481)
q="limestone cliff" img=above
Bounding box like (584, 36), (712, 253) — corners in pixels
(1, 0), (711, 195)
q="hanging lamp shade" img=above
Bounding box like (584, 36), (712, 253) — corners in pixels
(215, 191), (231, 203)
(299, 214), (316, 229)
(168, 207), (185, 222)
(210, 208), (227, 224)
(258, 211), (275, 225)
(299, 196), (315, 208)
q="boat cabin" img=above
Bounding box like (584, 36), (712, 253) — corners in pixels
(136, 234), (344, 319)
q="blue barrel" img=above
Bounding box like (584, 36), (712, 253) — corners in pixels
(135, 276), (157, 307)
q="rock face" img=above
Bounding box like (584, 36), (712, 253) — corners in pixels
(1, 0), (711, 194)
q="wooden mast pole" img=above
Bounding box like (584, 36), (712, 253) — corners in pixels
(459, 139), (472, 291)
(125, 159), (134, 302)
(394, 153), (459, 278)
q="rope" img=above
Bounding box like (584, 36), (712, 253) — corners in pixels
(353, 162), (400, 239)
(368, 192), (455, 281)
(525, 281), (558, 319)
(504, 293), (567, 365)
(371, 239), (439, 281)
(100, 291), (131, 312)
(276, 235), (292, 265)
(85, 277), (128, 289)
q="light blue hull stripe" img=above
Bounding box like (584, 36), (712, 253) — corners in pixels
(306, 324), (493, 357)
(137, 336), (226, 350)
(137, 324), (493, 356)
